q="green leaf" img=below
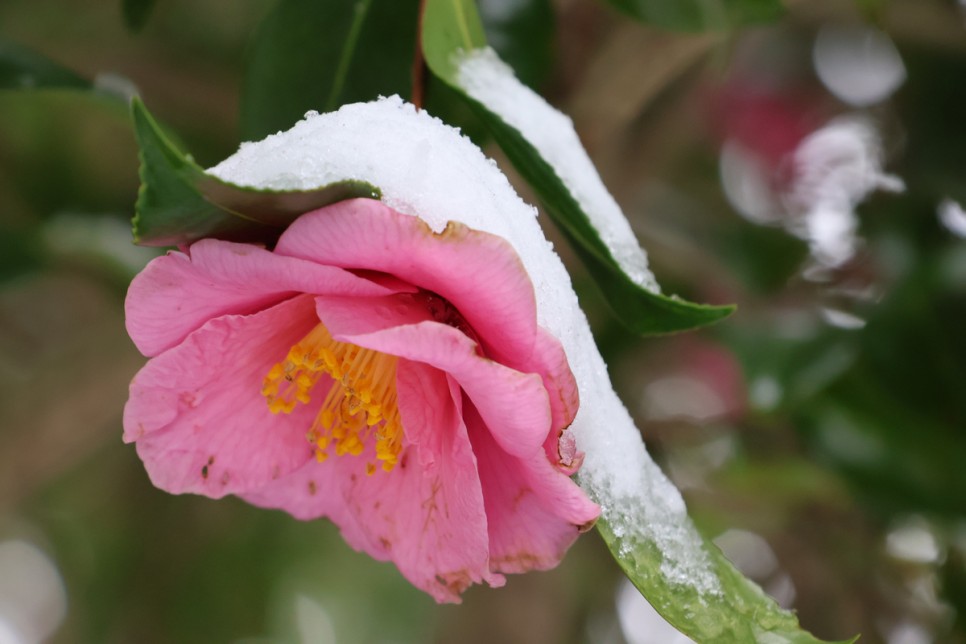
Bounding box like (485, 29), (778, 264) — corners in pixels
(122, 0), (159, 32)
(240, 0), (420, 142)
(0, 40), (92, 91)
(479, 0), (555, 89)
(422, 0), (733, 335)
(605, 0), (784, 31)
(131, 97), (379, 247)
(423, 0), (488, 78)
(598, 518), (859, 643)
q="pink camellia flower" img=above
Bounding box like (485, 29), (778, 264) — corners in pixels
(123, 197), (600, 602)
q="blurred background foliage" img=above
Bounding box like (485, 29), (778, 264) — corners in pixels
(1, 0), (964, 642)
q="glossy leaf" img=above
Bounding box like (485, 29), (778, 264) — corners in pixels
(0, 40), (91, 91)
(240, 0), (419, 142)
(599, 519), (858, 643)
(422, 0), (733, 335)
(131, 97), (379, 246)
(479, 0), (555, 89)
(606, 0), (783, 31)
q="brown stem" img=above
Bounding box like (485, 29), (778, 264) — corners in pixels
(411, 0), (428, 109)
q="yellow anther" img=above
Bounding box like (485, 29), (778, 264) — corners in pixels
(261, 322), (404, 471)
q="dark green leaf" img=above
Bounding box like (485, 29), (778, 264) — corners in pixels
(240, 0), (420, 142)
(605, 0), (783, 31)
(422, 0), (733, 335)
(479, 0), (555, 89)
(0, 40), (92, 91)
(131, 97), (380, 246)
(122, 0), (159, 32)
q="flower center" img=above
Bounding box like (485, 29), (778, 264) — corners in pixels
(261, 323), (403, 474)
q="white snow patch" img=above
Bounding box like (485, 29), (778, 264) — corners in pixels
(455, 47), (661, 293)
(785, 116), (904, 267)
(209, 96), (719, 597)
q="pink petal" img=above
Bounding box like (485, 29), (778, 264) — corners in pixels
(464, 402), (600, 573)
(124, 295), (321, 497)
(126, 238), (400, 357)
(274, 199), (539, 368)
(244, 360), (504, 603)
(314, 295), (552, 459)
(529, 329), (583, 471)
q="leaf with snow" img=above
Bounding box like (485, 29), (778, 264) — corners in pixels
(131, 97), (379, 247)
(420, 2), (852, 642)
(421, 0), (732, 335)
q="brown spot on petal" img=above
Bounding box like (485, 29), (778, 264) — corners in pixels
(512, 487), (531, 510)
(492, 552), (544, 571)
(207, 456), (215, 465)
(271, 465), (280, 480)
(433, 220), (462, 240)
(201, 465), (209, 479)
(179, 391), (198, 408)
(422, 291), (476, 338)
(220, 472), (230, 486)
(576, 518), (597, 533)
(379, 537), (391, 551)
(307, 481), (317, 496)
(421, 478), (442, 534)
(436, 570), (473, 596)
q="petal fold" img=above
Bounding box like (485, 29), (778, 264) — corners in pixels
(315, 295), (552, 459)
(465, 401), (600, 573)
(275, 199), (539, 367)
(126, 238), (396, 357)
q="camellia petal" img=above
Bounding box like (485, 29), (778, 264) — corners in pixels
(313, 295), (553, 458)
(245, 360), (503, 602)
(465, 401), (598, 573)
(275, 199), (539, 368)
(124, 296), (320, 496)
(127, 238), (399, 357)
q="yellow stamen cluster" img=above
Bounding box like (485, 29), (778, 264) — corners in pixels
(262, 323), (403, 473)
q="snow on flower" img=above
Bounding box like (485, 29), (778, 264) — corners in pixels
(127, 95), (721, 605)
(124, 197), (599, 602)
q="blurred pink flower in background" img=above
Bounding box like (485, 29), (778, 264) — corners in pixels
(123, 198), (599, 602)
